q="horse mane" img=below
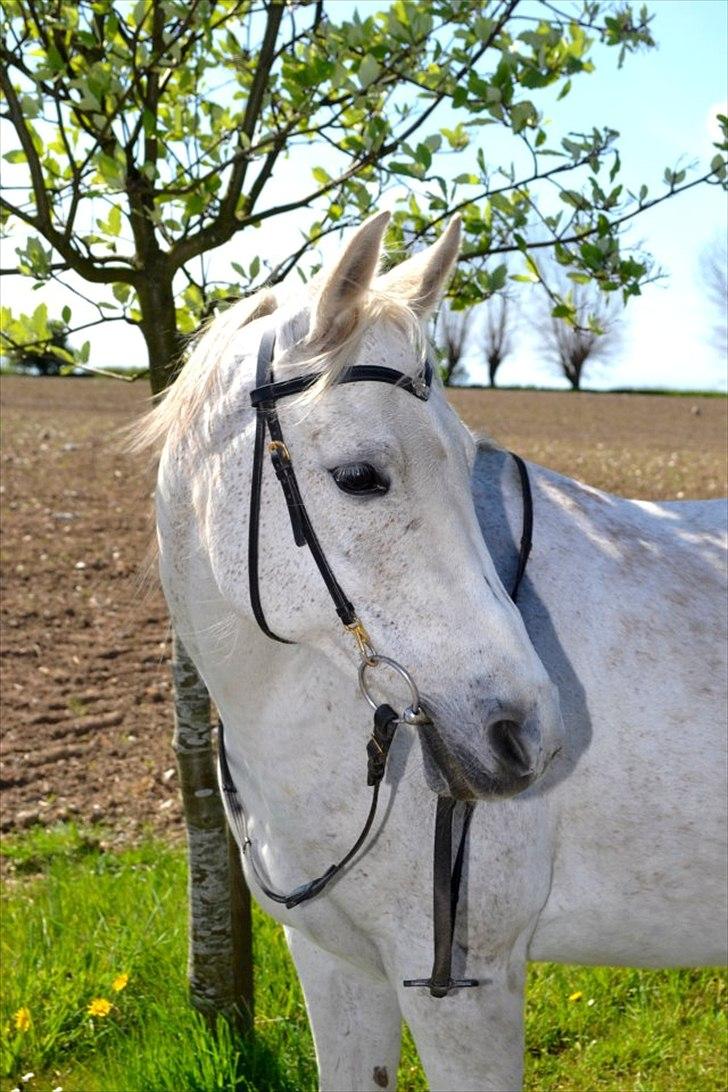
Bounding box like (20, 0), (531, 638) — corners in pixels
(128, 288), (278, 454)
(129, 278), (423, 455)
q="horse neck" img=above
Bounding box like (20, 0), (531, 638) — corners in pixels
(199, 609), (366, 805)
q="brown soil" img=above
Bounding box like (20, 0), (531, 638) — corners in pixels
(1, 377), (726, 841)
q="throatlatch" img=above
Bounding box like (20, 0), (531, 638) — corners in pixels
(218, 326), (534, 998)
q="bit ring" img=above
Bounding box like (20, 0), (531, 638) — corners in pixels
(358, 655), (424, 718)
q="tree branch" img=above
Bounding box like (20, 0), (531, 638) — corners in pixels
(463, 168), (723, 260)
(0, 62), (53, 229)
(219, 1), (284, 222)
(0, 197), (139, 284)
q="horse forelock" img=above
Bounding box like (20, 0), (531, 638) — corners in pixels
(128, 276), (426, 456)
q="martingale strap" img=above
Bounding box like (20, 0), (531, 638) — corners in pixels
(219, 702), (401, 909)
(404, 482), (531, 997)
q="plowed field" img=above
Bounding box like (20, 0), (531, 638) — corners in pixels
(1, 377), (725, 840)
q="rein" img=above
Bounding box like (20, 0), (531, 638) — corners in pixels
(219, 328), (533, 998)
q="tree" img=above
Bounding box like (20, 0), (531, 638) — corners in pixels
(1, 0), (726, 1025)
(2, 1), (725, 385)
(537, 267), (622, 389)
(435, 300), (475, 385)
(2, 309), (69, 374)
(478, 284), (513, 387)
(700, 238), (728, 358)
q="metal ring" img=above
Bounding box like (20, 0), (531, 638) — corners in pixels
(358, 654), (422, 715)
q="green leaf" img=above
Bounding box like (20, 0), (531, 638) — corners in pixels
(107, 205), (121, 236)
(112, 283), (131, 304)
(511, 101), (537, 133)
(415, 143), (432, 170)
(524, 255), (541, 281)
(19, 94), (40, 119)
(551, 303), (573, 319)
(61, 305), (72, 323)
(490, 264), (507, 291)
(185, 193), (205, 217)
(3, 150), (26, 164)
(710, 154), (727, 180)
(249, 255), (260, 279)
(358, 55), (381, 88)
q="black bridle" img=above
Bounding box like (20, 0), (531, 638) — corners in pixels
(219, 327), (533, 998)
(247, 328), (434, 645)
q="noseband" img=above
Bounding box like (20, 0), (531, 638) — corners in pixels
(219, 327), (533, 998)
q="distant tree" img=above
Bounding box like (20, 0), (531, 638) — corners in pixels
(536, 269), (622, 390)
(435, 301), (476, 386)
(700, 239), (728, 357)
(1, 308), (71, 374)
(478, 282), (513, 387)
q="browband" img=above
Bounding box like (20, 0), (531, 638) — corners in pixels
(250, 360), (433, 408)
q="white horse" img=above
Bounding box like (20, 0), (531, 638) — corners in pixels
(142, 213), (727, 1091)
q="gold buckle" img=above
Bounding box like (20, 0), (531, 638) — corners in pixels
(268, 440), (290, 462)
(346, 618), (377, 666)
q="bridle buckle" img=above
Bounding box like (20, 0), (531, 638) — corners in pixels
(346, 617), (377, 666)
(268, 439), (291, 462)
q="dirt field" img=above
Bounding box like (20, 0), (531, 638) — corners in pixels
(1, 377), (726, 840)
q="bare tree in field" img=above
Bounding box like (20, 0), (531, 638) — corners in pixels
(435, 301), (476, 386)
(537, 273), (622, 390)
(479, 292), (513, 387)
(701, 240), (728, 357)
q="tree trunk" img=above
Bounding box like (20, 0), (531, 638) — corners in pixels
(139, 286), (254, 1032)
(138, 275), (188, 395)
(171, 634), (254, 1032)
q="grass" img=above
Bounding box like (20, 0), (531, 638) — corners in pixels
(1, 825), (725, 1092)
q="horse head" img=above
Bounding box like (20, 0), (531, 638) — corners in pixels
(151, 211), (563, 800)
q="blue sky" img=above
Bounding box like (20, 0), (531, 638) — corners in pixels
(2, 0), (726, 389)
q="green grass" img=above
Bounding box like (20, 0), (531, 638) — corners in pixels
(1, 825), (725, 1092)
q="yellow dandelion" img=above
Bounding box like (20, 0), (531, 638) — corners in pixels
(13, 1007), (31, 1032)
(87, 997), (113, 1018)
(568, 990), (583, 1002)
(111, 972), (129, 993)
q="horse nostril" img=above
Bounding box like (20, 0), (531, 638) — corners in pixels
(488, 719), (532, 777)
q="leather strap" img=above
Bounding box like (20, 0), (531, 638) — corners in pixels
(250, 359), (433, 408)
(247, 330), (434, 643)
(509, 452), (533, 602)
(403, 798), (479, 996)
(219, 704), (400, 910)
(248, 331), (295, 641)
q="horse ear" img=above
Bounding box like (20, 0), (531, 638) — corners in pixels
(310, 211), (390, 339)
(377, 216), (461, 318)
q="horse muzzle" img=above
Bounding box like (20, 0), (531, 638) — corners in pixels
(417, 705), (552, 800)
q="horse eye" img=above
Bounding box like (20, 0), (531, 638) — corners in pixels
(330, 462), (389, 497)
